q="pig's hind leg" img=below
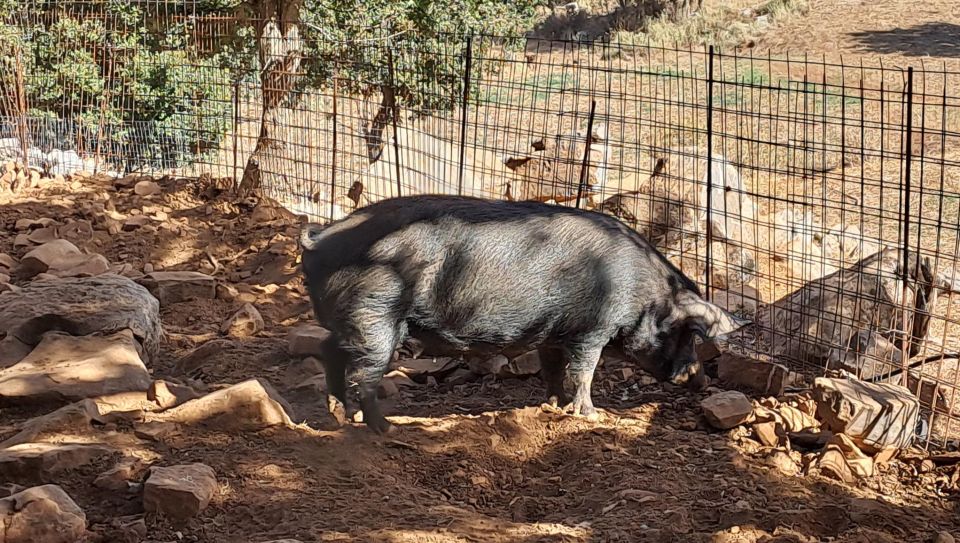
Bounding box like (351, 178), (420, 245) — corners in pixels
(343, 315), (404, 435)
(561, 341), (605, 421)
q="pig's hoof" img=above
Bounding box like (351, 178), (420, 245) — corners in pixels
(327, 395), (348, 426)
(563, 401), (599, 421)
(368, 418), (394, 435)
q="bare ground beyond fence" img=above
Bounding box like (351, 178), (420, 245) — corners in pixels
(3, 6), (960, 448)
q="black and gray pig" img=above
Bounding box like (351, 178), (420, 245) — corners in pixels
(299, 195), (748, 433)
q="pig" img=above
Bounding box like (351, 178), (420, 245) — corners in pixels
(299, 195), (749, 433)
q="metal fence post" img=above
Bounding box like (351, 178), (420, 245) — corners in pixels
(575, 100), (597, 209)
(900, 66), (915, 387)
(457, 36), (473, 196)
(387, 46), (402, 198)
(330, 71), (338, 221)
(705, 45), (715, 301)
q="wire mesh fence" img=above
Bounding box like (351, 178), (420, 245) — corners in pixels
(4, 2), (960, 448)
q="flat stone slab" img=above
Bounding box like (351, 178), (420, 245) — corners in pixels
(0, 274), (163, 360)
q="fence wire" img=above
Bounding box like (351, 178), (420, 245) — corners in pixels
(4, 3), (960, 448)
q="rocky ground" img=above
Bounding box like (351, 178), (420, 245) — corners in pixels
(1, 165), (960, 543)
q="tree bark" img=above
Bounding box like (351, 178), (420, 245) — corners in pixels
(238, 0), (303, 197)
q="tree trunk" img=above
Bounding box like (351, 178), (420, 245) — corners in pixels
(237, 0), (303, 197)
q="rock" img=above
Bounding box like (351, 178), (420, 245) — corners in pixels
(259, 540), (304, 543)
(148, 380), (201, 410)
(752, 421), (786, 448)
(469, 354), (508, 376)
(216, 283), (239, 302)
(445, 368), (475, 385)
(765, 450), (799, 476)
(826, 432), (874, 478)
(133, 180), (161, 196)
(813, 377), (920, 452)
(0, 442), (114, 479)
(506, 350), (542, 376)
(778, 404), (818, 432)
(701, 390), (754, 430)
(13, 234), (30, 248)
(48, 253), (111, 278)
(283, 356), (324, 388)
(133, 421), (180, 442)
(0, 274), (163, 359)
(94, 457), (147, 491)
(695, 339), (721, 362)
(143, 463), (217, 520)
(711, 286), (760, 316)
(383, 370), (417, 388)
(0, 330), (151, 405)
(0, 400), (107, 448)
(810, 447), (858, 483)
(220, 303), (264, 337)
(0, 272), (9, 284)
(717, 354), (790, 396)
(0, 335), (33, 369)
(935, 532), (956, 543)
(26, 226), (58, 245)
(174, 339), (233, 376)
(0, 485), (87, 543)
(394, 357), (458, 378)
(136, 271), (216, 306)
(287, 324), (331, 357)
(17, 240), (82, 278)
(145, 379), (295, 431)
(122, 216), (150, 231)
(0, 253), (17, 270)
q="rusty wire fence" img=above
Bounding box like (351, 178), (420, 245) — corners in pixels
(3, 2), (960, 448)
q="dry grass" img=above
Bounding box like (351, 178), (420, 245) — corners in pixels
(614, 0), (809, 48)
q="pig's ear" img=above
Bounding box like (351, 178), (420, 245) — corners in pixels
(676, 291), (751, 339)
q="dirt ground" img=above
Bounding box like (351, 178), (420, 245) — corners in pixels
(2, 172), (960, 543)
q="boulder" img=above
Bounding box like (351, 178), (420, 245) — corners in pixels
(94, 457), (147, 491)
(0, 443), (114, 479)
(506, 350), (542, 377)
(813, 377), (920, 452)
(287, 324), (331, 357)
(145, 379), (295, 431)
(136, 271), (216, 306)
(0, 485), (87, 543)
(147, 380), (201, 410)
(469, 354), (508, 376)
(16, 240), (82, 278)
(701, 390), (754, 430)
(174, 339), (234, 376)
(0, 330), (151, 405)
(133, 180), (161, 197)
(48, 254), (111, 278)
(717, 354), (790, 396)
(220, 303), (264, 337)
(0, 252), (16, 270)
(0, 335), (33, 368)
(0, 274), (163, 359)
(26, 227), (58, 245)
(143, 463), (217, 520)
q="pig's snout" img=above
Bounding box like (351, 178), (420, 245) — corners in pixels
(668, 360), (708, 391)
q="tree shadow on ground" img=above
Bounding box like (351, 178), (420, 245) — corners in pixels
(849, 23), (960, 58)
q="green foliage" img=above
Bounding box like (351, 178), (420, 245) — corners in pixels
(300, 0), (544, 111)
(1, 0), (544, 167)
